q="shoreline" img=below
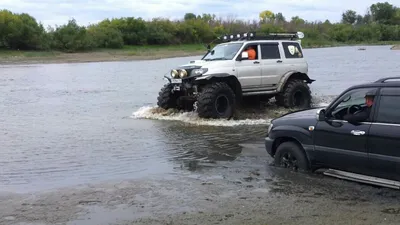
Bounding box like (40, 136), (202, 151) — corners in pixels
(0, 50), (206, 66)
(0, 43), (398, 65)
(391, 45), (400, 50)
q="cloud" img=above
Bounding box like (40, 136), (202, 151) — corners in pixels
(0, 0), (396, 27)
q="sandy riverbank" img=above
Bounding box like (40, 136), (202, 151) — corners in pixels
(391, 45), (400, 50)
(0, 50), (205, 65)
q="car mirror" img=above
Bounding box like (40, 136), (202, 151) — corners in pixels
(241, 52), (248, 60)
(317, 109), (326, 121)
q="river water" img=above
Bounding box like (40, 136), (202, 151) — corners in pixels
(1, 45), (399, 193)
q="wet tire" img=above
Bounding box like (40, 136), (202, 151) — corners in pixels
(157, 84), (180, 109)
(274, 142), (310, 172)
(197, 82), (235, 119)
(276, 79), (311, 108)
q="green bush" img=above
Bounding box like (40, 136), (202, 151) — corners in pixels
(0, 2), (399, 53)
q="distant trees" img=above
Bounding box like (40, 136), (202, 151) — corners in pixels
(0, 2), (399, 52)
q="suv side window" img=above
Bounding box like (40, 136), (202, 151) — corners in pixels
(375, 89), (400, 124)
(327, 87), (377, 120)
(260, 43), (280, 59)
(282, 42), (303, 58)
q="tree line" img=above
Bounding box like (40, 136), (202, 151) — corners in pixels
(0, 1), (399, 53)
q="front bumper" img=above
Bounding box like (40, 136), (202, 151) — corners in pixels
(265, 136), (274, 156)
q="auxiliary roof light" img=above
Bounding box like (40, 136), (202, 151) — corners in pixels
(296, 31), (305, 39)
(221, 32), (256, 42)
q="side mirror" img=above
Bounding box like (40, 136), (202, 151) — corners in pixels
(241, 51), (248, 60)
(317, 109), (326, 121)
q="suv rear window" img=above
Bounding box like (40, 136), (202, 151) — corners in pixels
(282, 42), (303, 58)
(376, 95), (400, 124)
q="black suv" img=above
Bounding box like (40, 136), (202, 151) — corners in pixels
(265, 77), (400, 189)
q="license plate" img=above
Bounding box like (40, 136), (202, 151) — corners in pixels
(171, 79), (182, 83)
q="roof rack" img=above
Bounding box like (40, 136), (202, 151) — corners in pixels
(219, 31), (304, 43)
(374, 77), (400, 83)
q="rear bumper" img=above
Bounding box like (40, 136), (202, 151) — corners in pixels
(265, 137), (274, 156)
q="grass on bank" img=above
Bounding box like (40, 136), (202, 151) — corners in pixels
(0, 44), (206, 60)
(0, 41), (399, 63)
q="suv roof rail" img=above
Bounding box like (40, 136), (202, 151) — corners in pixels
(220, 31), (304, 42)
(374, 77), (400, 83)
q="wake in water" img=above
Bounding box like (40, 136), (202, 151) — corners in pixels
(131, 106), (272, 126)
(131, 95), (335, 127)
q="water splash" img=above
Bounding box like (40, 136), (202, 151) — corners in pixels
(131, 106), (271, 127)
(131, 95), (335, 127)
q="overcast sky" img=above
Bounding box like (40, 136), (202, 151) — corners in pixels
(1, 0), (397, 27)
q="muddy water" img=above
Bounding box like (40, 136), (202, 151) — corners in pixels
(1, 45), (400, 195)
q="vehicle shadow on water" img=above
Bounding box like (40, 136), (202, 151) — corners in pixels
(155, 120), (268, 171)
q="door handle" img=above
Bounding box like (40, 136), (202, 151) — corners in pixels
(351, 130), (365, 136)
(277, 60), (282, 63)
(253, 61), (260, 64)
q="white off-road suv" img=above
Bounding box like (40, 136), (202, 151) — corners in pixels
(157, 31), (315, 119)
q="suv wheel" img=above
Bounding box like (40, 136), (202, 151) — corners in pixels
(197, 82), (236, 119)
(157, 84), (180, 109)
(274, 142), (310, 172)
(276, 79), (311, 108)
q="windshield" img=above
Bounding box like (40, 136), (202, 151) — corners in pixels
(203, 43), (243, 61)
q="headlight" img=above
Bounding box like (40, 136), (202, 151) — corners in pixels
(192, 68), (208, 76)
(171, 69), (179, 78)
(267, 123), (273, 134)
(179, 69), (188, 78)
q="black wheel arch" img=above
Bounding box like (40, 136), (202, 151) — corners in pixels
(269, 125), (313, 161)
(195, 73), (242, 103)
(277, 71), (315, 93)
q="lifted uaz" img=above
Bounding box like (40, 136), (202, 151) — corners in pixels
(157, 31), (315, 119)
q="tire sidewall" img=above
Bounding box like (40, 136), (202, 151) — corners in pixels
(197, 82), (236, 119)
(212, 90), (234, 118)
(157, 84), (179, 109)
(274, 142), (309, 172)
(284, 80), (311, 108)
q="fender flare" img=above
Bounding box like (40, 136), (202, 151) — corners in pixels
(268, 125), (314, 159)
(194, 73), (234, 81)
(195, 73), (243, 101)
(276, 71), (315, 92)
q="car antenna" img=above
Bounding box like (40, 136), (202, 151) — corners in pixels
(201, 35), (223, 60)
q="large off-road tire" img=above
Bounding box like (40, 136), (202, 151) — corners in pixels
(274, 142), (310, 172)
(157, 84), (180, 109)
(197, 82), (236, 119)
(275, 79), (311, 108)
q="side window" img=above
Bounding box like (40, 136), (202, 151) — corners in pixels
(376, 96), (400, 124)
(260, 43), (280, 59)
(327, 88), (377, 120)
(282, 42), (303, 58)
(336, 89), (372, 108)
(241, 44), (258, 60)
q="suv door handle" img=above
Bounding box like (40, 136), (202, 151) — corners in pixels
(351, 130), (365, 136)
(277, 60), (282, 63)
(253, 61), (260, 64)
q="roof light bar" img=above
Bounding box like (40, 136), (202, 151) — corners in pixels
(220, 31), (304, 42)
